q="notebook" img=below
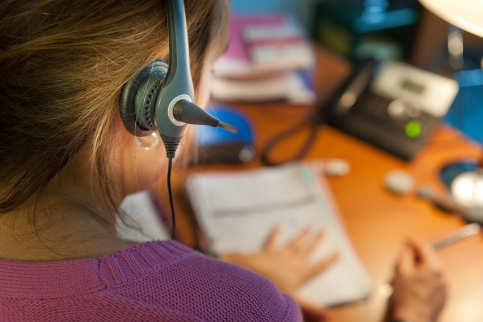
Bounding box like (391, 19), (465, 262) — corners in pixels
(185, 162), (372, 307)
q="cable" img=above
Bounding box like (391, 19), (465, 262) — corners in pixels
(160, 136), (180, 240)
(260, 119), (321, 166)
(167, 156), (176, 239)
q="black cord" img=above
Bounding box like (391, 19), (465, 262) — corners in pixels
(167, 156), (176, 240)
(260, 119), (321, 166)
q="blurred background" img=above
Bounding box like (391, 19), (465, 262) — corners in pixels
(229, 0), (483, 143)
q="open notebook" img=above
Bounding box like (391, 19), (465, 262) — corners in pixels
(186, 162), (372, 307)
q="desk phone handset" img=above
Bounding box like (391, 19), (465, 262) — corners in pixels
(325, 58), (459, 161)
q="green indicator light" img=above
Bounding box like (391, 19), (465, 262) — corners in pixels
(405, 121), (421, 138)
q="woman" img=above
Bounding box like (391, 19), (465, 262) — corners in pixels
(0, 0), (446, 320)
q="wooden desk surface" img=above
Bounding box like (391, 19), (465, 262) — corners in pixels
(156, 47), (483, 322)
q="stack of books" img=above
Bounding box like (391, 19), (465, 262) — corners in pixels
(211, 14), (317, 104)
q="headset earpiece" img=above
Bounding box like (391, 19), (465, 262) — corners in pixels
(119, 61), (168, 137)
(119, 0), (236, 159)
(119, 0), (193, 147)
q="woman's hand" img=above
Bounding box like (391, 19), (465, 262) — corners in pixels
(386, 237), (448, 322)
(220, 227), (339, 321)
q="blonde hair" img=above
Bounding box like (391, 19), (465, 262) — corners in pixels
(0, 0), (218, 212)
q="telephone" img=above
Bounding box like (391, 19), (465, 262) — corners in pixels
(324, 59), (459, 160)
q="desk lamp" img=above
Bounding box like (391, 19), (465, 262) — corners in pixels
(419, 0), (483, 39)
(419, 0), (483, 208)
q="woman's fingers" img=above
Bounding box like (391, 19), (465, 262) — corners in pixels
(406, 236), (444, 270)
(264, 226), (281, 250)
(306, 252), (340, 280)
(287, 228), (311, 252)
(300, 231), (325, 257)
(396, 243), (415, 275)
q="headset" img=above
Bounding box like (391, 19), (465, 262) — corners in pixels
(119, 0), (235, 239)
(119, 0), (235, 159)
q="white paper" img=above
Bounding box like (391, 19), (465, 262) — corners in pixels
(117, 190), (169, 243)
(186, 163), (372, 306)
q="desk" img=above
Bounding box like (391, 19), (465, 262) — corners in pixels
(155, 47), (483, 322)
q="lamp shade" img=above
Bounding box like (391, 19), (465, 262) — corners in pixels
(419, 0), (483, 38)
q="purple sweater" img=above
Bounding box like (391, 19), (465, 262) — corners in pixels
(0, 240), (302, 321)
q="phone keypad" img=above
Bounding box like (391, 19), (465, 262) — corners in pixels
(328, 91), (440, 161)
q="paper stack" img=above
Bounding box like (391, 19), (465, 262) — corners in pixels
(211, 15), (317, 104)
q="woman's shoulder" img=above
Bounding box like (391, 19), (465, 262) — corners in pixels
(0, 240), (302, 321)
(102, 240), (302, 321)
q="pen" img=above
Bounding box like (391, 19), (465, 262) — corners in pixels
(432, 223), (481, 250)
(379, 223), (481, 299)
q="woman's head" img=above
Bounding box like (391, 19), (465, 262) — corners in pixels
(0, 0), (229, 214)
